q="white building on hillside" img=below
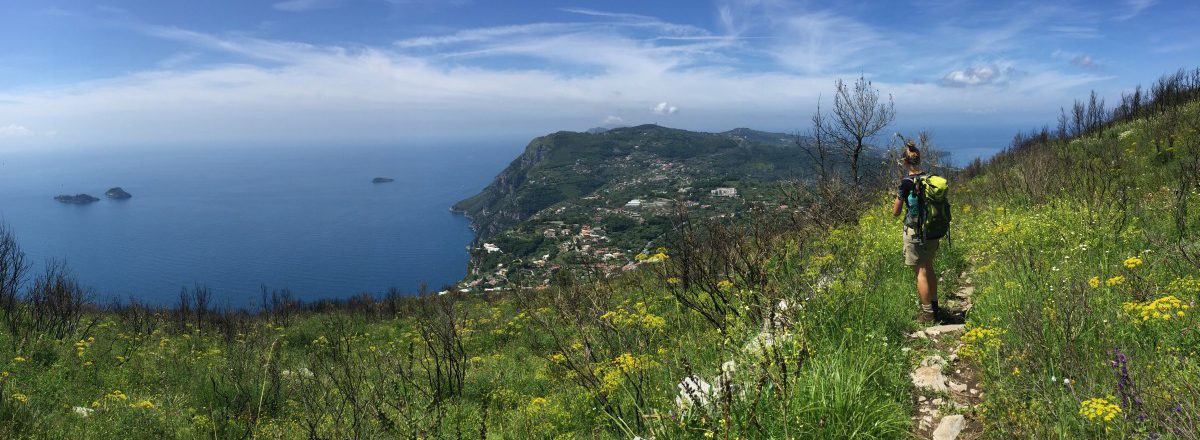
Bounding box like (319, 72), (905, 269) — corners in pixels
(711, 187), (738, 197)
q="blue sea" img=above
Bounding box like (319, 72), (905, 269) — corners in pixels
(0, 143), (519, 307)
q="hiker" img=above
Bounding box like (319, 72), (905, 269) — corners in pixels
(892, 140), (940, 322)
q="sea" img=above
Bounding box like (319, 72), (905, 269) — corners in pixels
(0, 142), (520, 308)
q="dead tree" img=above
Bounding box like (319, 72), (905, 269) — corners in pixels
(821, 75), (895, 184)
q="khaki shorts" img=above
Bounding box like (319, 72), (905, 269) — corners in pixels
(903, 227), (939, 266)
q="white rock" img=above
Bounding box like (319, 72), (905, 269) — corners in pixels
(948, 381), (967, 393)
(73, 406), (94, 417)
(924, 324), (966, 336)
(932, 414), (965, 440)
(911, 365), (948, 392)
(932, 398), (944, 405)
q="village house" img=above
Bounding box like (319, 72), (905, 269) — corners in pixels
(711, 187), (738, 197)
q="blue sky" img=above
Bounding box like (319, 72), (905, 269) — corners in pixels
(1, 0), (1197, 159)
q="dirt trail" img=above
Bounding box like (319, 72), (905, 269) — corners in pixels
(907, 277), (984, 440)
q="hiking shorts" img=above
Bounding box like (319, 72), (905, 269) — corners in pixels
(903, 227), (939, 266)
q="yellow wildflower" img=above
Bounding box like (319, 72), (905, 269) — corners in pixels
(958, 326), (1006, 358)
(1106, 276), (1125, 287)
(666, 277), (681, 285)
(12, 357), (25, 362)
(129, 400), (155, 410)
(1079, 397), (1121, 423)
(11, 393), (28, 403)
(613, 353), (638, 373)
(1124, 295), (1188, 322)
(1123, 257), (1143, 269)
(1088, 276), (1100, 289)
(716, 280), (734, 290)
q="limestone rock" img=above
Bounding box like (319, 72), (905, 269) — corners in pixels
(932, 414), (965, 440)
(948, 381), (967, 393)
(911, 365), (948, 392)
(924, 324), (965, 337)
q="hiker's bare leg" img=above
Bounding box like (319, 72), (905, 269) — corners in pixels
(915, 262), (937, 306)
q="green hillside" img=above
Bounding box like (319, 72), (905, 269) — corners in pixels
(0, 69), (1198, 439)
(451, 125), (818, 290)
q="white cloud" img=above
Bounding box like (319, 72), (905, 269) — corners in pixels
(0, 6), (1117, 150)
(940, 64), (1019, 87)
(652, 102), (678, 115)
(602, 115), (624, 125)
(0, 124), (33, 137)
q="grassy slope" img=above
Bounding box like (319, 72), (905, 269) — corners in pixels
(947, 102), (1200, 438)
(0, 102), (1196, 439)
(0, 201), (963, 438)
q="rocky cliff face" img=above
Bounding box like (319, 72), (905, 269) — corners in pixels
(452, 137), (552, 238)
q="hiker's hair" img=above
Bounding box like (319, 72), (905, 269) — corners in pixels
(901, 140), (921, 166)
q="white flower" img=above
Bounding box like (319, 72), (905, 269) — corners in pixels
(73, 406), (94, 417)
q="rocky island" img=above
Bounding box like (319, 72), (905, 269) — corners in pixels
(372, 177), (395, 183)
(105, 187), (132, 199)
(54, 194), (101, 204)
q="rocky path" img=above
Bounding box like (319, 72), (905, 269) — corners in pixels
(907, 280), (983, 440)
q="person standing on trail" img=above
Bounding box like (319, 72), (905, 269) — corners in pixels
(892, 140), (940, 323)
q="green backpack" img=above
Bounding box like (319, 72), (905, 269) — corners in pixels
(904, 174), (951, 241)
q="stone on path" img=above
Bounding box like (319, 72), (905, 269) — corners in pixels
(932, 414), (965, 440)
(924, 324), (965, 337)
(911, 365), (948, 392)
(948, 381), (967, 393)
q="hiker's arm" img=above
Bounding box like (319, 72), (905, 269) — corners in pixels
(892, 196), (903, 217)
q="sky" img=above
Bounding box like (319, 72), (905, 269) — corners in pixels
(1, 0), (1198, 159)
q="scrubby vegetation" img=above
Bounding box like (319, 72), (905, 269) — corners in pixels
(0, 68), (1197, 439)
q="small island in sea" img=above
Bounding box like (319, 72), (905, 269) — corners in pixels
(372, 177), (395, 183)
(54, 194), (101, 204)
(105, 187), (132, 199)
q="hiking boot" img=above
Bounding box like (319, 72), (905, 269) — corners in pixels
(934, 307), (963, 324)
(915, 309), (935, 323)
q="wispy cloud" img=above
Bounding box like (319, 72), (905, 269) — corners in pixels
(0, 124), (33, 137)
(1115, 0), (1157, 21)
(0, 3), (1131, 150)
